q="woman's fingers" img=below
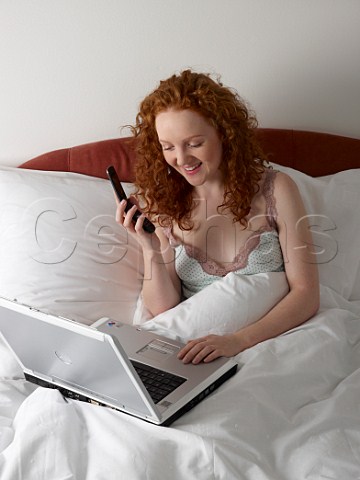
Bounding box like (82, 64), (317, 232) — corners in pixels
(178, 337), (221, 364)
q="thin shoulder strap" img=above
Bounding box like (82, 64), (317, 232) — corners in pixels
(261, 169), (278, 228)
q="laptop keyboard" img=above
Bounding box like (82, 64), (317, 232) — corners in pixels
(131, 361), (186, 404)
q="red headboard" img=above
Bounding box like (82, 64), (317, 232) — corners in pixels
(20, 128), (360, 180)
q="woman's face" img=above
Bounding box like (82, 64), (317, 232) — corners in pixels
(155, 109), (223, 188)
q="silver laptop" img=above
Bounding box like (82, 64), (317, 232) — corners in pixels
(0, 297), (238, 426)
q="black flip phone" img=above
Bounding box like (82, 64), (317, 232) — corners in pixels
(106, 165), (155, 234)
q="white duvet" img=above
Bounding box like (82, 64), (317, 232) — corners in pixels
(1, 165), (360, 479)
(1, 284), (360, 480)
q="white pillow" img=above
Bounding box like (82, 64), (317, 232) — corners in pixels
(135, 272), (289, 342)
(271, 164), (360, 300)
(0, 166), (143, 325)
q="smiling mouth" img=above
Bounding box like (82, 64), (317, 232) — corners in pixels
(184, 162), (202, 173)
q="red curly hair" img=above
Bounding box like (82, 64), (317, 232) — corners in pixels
(131, 69), (268, 230)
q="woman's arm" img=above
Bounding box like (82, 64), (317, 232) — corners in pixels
(178, 172), (320, 363)
(116, 200), (181, 316)
(141, 226), (182, 316)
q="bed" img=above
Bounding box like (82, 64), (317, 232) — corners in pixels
(1, 128), (360, 479)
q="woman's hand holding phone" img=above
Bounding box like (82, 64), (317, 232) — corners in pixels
(106, 165), (156, 234)
(115, 191), (163, 257)
(115, 199), (150, 234)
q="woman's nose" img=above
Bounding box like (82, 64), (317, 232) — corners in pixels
(175, 147), (187, 165)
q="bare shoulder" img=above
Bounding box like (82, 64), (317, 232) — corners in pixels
(272, 170), (299, 194)
(272, 170), (305, 207)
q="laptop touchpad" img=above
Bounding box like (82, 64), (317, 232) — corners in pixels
(137, 339), (180, 362)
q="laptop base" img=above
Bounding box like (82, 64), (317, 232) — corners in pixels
(24, 363), (237, 426)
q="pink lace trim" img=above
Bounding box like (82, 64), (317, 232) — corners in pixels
(262, 169), (278, 229)
(164, 169), (279, 276)
(184, 226), (273, 275)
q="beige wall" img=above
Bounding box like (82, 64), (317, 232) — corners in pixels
(1, 0), (360, 165)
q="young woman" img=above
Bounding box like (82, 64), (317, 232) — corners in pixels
(116, 69), (319, 364)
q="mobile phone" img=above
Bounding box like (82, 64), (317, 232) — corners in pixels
(106, 165), (155, 234)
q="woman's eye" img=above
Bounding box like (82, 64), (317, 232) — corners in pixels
(188, 143), (203, 148)
(162, 145), (173, 152)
